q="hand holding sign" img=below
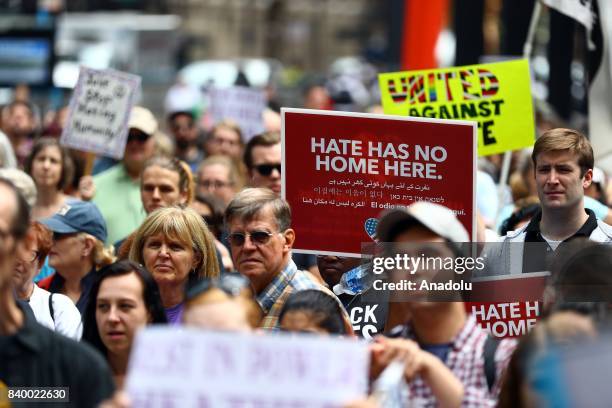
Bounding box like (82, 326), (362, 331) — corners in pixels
(61, 67), (141, 159)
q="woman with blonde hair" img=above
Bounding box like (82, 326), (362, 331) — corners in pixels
(128, 206), (220, 323)
(38, 201), (115, 314)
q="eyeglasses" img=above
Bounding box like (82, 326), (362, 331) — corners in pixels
(227, 230), (277, 247)
(185, 273), (250, 301)
(19, 250), (39, 263)
(127, 130), (150, 143)
(198, 180), (232, 189)
(253, 163), (281, 176)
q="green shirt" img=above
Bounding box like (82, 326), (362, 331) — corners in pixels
(93, 164), (145, 244)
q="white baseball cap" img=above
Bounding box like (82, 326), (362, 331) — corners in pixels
(128, 106), (158, 136)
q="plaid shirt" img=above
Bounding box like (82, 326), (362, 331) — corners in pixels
(257, 259), (323, 329)
(390, 315), (517, 407)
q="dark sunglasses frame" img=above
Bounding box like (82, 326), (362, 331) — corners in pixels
(254, 163), (281, 176)
(127, 130), (150, 143)
(185, 273), (250, 301)
(227, 230), (276, 247)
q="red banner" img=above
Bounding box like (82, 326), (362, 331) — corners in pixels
(467, 272), (549, 339)
(282, 108), (476, 256)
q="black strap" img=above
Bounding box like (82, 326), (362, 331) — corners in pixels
(48, 293), (55, 323)
(483, 335), (500, 391)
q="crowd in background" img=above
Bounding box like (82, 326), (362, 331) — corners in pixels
(1, 74), (612, 408)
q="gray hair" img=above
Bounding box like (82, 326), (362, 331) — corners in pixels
(225, 188), (291, 232)
(0, 168), (37, 208)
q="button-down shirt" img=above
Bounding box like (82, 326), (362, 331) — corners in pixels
(389, 315), (516, 407)
(257, 259), (328, 329)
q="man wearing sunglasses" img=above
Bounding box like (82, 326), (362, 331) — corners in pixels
(244, 131), (320, 276)
(93, 106), (157, 244)
(244, 131), (282, 195)
(225, 188), (344, 329)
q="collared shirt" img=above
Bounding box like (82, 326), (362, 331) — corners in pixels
(522, 209), (598, 273)
(38, 268), (97, 314)
(0, 301), (114, 407)
(389, 315), (516, 407)
(256, 260), (327, 329)
(93, 164), (145, 244)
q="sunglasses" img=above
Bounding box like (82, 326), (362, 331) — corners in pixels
(52, 232), (78, 241)
(227, 230), (277, 247)
(254, 163), (281, 176)
(185, 273), (250, 301)
(127, 130), (150, 143)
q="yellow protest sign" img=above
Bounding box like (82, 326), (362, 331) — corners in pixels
(379, 59), (535, 156)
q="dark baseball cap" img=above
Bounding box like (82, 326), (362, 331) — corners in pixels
(41, 201), (108, 243)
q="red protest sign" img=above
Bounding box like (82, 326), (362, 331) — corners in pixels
(466, 272), (549, 339)
(282, 108), (477, 257)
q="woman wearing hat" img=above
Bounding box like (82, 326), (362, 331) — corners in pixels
(38, 200), (115, 314)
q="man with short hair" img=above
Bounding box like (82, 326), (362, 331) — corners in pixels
(371, 202), (515, 406)
(244, 131), (318, 274)
(225, 188), (340, 329)
(168, 111), (203, 172)
(205, 121), (244, 161)
(482, 128), (612, 276)
(243, 131), (282, 195)
(0, 178), (114, 406)
(93, 106), (157, 244)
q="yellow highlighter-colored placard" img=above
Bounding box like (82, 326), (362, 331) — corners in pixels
(379, 59), (535, 156)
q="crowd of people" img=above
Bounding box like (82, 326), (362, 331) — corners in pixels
(1, 82), (612, 407)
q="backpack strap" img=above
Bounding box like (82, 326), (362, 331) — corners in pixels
(48, 293), (56, 323)
(483, 335), (500, 392)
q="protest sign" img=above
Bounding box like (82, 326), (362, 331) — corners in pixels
(209, 86), (266, 141)
(466, 271), (549, 339)
(379, 59), (535, 156)
(282, 108), (476, 257)
(126, 327), (369, 407)
(60, 66), (141, 159)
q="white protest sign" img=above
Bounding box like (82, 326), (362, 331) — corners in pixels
(60, 66), (141, 159)
(126, 327), (369, 407)
(209, 86), (266, 141)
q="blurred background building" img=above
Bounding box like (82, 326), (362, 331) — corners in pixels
(0, 0), (600, 135)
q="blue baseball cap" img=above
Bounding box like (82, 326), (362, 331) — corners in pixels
(42, 201), (108, 243)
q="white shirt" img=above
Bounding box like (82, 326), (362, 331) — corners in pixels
(28, 284), (83, 340)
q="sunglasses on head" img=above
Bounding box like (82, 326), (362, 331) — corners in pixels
(254, 163), (281, 176)
(127, 130), (150, 143)
(185, 273), (250, 301)
(227, 230), (276, 247)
